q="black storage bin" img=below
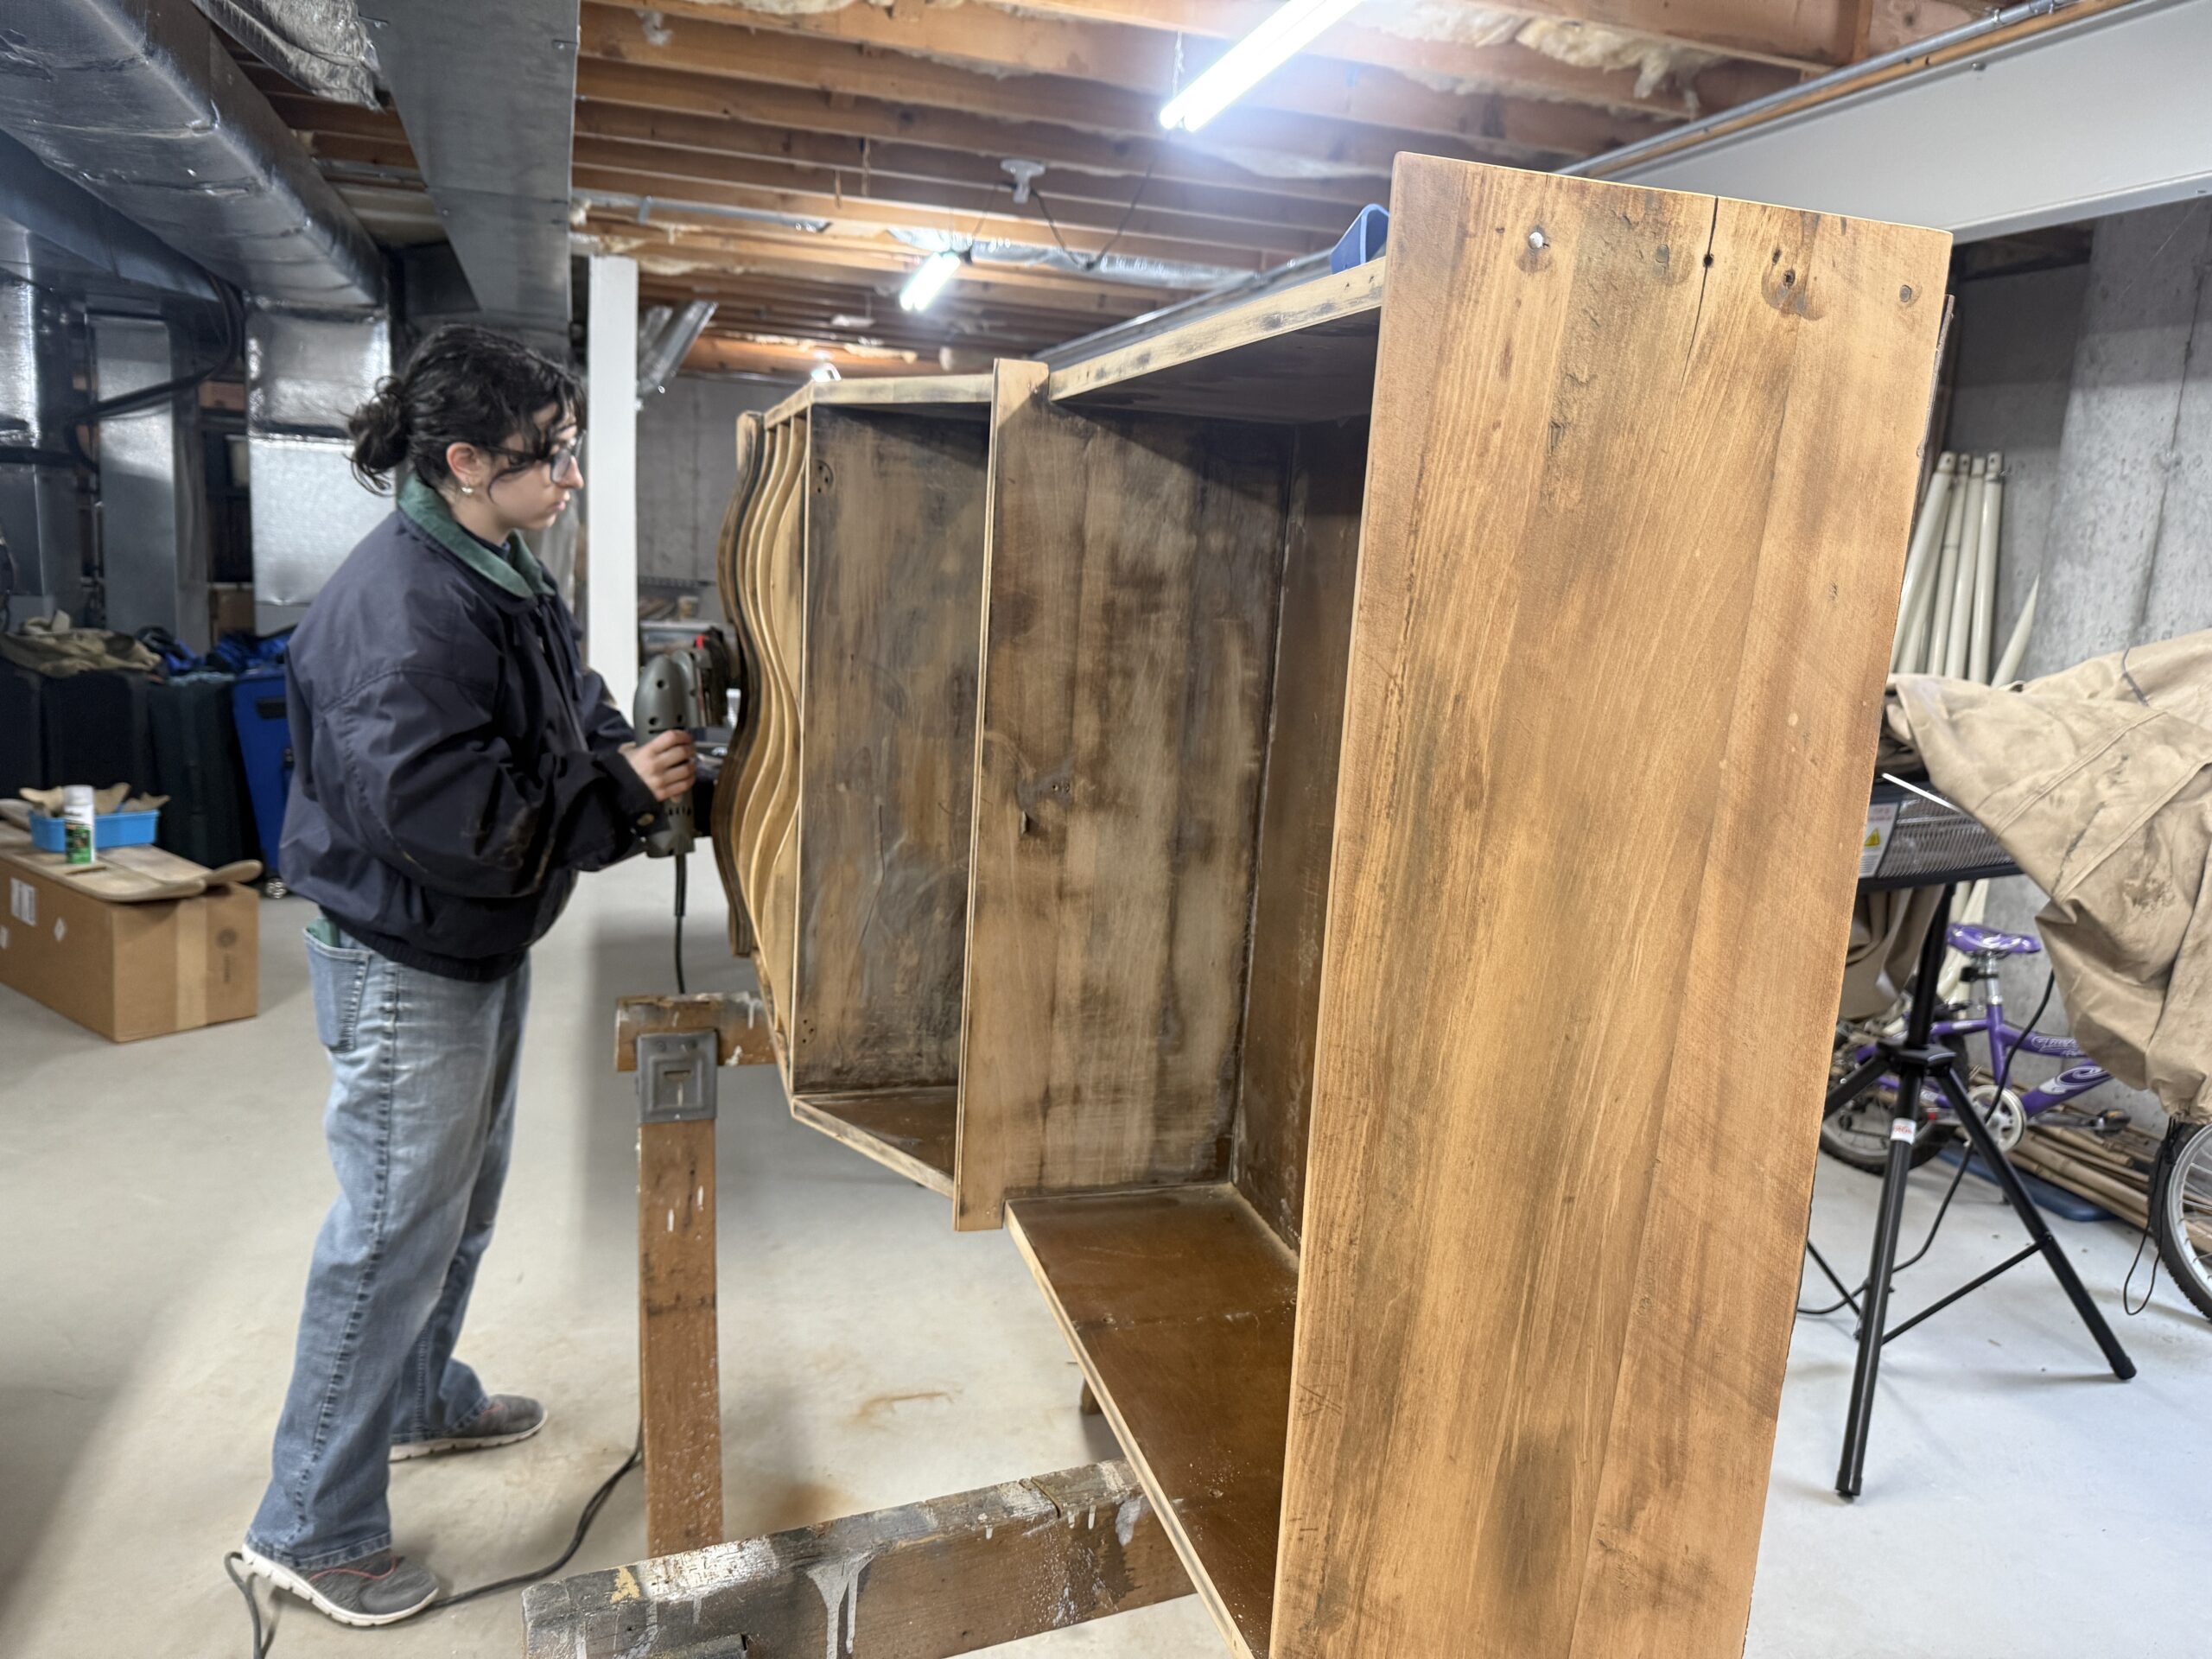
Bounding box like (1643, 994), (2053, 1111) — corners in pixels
(0, 659), (43, 798)
(39, 667), (155, 796)
(146, 676), (260, 868)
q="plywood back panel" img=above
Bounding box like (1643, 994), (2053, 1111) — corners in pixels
(1230, 419), (1367, 1254)
(954, 360), (1289, 1231)
(1273, 158), (1950, 1656)
(790, 408), (991, 1094)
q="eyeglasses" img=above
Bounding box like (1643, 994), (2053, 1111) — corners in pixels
(491, 435), (583, 480)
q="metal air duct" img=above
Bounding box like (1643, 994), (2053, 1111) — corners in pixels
(359, 0), (577, 354)
(0, 0), (384, 309)
(187, 0), (378, 108)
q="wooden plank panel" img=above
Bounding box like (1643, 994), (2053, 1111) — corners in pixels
(1230, 420), (1366, 1252)
(639, 1118), (721, 1556)
(1007, 1186), (1294, 1659)
(790, 410), (989, 1096)
(523, 1460), (1190, 1659)
(1271, 159), (1950, 1657)
(954, 362), (1287, 1230)
(790, 1087), (959, 1196)
(1048, 262), (1383, 424)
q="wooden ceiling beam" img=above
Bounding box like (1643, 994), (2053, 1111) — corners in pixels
(588, 0), (1669, 153)
(570, 163), (1294, 272)
(571, 102), (1357, 238)
(581, 211), (1201, 308)
(569, 135), (1323, 260)
(681, 335), (942, 379)
(969, 0), (1845, 71)
(575, 60), (1383, 203)
(635, 0), (1708, 117)
(639, 271), (1157, 329)
(575, 7), (1554, 171)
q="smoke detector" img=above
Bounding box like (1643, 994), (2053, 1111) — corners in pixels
(1001, 159), (1046, 205)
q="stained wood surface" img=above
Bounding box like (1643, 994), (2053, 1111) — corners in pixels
(1271, 158), (1952, 1657)
(710, 410), (765, 955)
(765, 371), (997, 428)
(753, 420), (810, 1010)
(1046, 263), (1383, 424)
(790, 1086), (958, 1196)
(522, 1459), (1190, 1659)
(614, 992), (777, 1071)
(954, 360), (1287, 1230)
(790, 409), (990, 1095)
(1007, 1185), (1294, 1659)
(639, 1117), (722, 1556)
(1230, 420), (1366, 1252)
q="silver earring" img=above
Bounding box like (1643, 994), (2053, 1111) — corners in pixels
(460, 484), (474, 495)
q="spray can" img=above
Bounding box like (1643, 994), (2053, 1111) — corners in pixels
(60, 785), (98, 869)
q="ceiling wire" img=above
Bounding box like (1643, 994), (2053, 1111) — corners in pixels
(1030, 160), (1159, 274)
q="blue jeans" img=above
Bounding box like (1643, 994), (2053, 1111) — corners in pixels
(246, 928), (531, 1569)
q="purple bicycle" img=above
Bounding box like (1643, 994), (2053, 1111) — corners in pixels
(1823, 921), (2212, 1319)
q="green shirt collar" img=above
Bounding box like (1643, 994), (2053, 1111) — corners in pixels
(397, 473), (557, 600)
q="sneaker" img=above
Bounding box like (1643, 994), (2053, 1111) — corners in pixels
(391, 1393), (547, 1461)
(238, 1545), (439, 1627)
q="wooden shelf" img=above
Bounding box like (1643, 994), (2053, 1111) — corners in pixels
(791, 1087), (957, 1196)
(766, 372), (994, 426)
(1046, 262), (1383, 424)
(1006, 1185), (1295, 1659)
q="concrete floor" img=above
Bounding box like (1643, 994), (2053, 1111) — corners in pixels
(3, 855), (2207, 1656)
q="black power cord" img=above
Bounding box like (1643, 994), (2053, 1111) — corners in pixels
(223, 1430), (641, 1656)
(673, 853), (689, 995)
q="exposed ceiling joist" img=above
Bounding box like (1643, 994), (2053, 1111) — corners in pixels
(575, 60), (1388, 200)
(575, 6), (1573, 170)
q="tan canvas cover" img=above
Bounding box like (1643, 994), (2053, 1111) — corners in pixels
(1882, 632), (2212, 1123)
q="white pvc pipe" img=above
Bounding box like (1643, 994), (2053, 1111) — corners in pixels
(1892, 452), (1956, 671)
(1993, 575), (2040, 685)
(1923, 462), (1971, 675)
(1970, 451), (2003, 683)
(1942, 455), (1986, 678)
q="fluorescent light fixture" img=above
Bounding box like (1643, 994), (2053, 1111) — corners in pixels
(898, 250), (962, 312)
(1158, 0), (1366, 131)
(810, 361), (841, 383)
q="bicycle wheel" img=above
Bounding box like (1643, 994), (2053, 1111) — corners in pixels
(2152, 1122), (2212, 1321)
(1821, 1072), (1950, 1173)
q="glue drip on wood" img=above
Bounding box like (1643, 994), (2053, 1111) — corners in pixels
(804, 1554), (867, 1659)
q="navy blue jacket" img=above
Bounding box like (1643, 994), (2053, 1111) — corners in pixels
(281, 479), (658, 979)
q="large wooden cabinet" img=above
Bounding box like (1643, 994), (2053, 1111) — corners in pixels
(716, 155), (1950, 1657)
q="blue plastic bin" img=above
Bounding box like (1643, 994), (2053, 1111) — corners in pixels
(231, 669), (294, 881)
(29, 806), (161, 853)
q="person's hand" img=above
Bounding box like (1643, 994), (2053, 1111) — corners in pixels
(619, 730), (696, 803)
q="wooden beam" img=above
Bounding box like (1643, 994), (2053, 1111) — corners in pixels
(639, 0), (1711, 118)
(521, 1460), (1193, 1659)
(572, 100), (1358, 238)
(583, 0), (1667, 156)
(640, 269), (1163, 324)
(581, 212), (1200, 309)
(684, 334), (936, 378)
(639, 1116), (721, 1557)
(569, 134), (1329, 258)
(571, 163), (1289, 273)
(614, 991), (779, 1071)
(575, 7), (1545, 172)
(576, 59), (1386, 202)
(985, 0), (1848, 70)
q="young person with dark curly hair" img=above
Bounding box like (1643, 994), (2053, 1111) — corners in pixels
(237, 326), (694, 1626)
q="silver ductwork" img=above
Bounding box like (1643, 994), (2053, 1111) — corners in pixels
(0, 225), (86, 617)
(187, 0), (378, 109)
(0, 0), (385, 310)
(638, 300), (715, 399)
(92, 312), (208, 644)
(359, 0), (577, 354)
(245, 304), (392, 607)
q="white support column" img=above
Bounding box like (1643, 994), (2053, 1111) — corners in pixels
(587, 252), (640, 714)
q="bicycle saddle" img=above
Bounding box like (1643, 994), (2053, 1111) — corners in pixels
(1946, 922), (2042, 957)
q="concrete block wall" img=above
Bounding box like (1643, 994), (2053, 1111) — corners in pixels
(637, 373), (785, 618)
(1946, 199), (2212, 1128)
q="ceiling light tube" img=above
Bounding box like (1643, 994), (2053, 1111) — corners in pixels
(898, 250), (962, 312)
(1157, 0), (1367, 131)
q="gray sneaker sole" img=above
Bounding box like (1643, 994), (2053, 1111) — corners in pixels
(390, 1408), (547, 1462)
(238, 1546), (439, 1628)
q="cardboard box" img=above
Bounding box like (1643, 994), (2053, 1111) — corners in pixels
(0, 855), (258, 1041)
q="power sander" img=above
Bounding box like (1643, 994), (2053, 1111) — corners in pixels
(632, 634), (733, 988)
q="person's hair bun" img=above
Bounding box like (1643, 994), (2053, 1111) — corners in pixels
(347, 378), (410, 491)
